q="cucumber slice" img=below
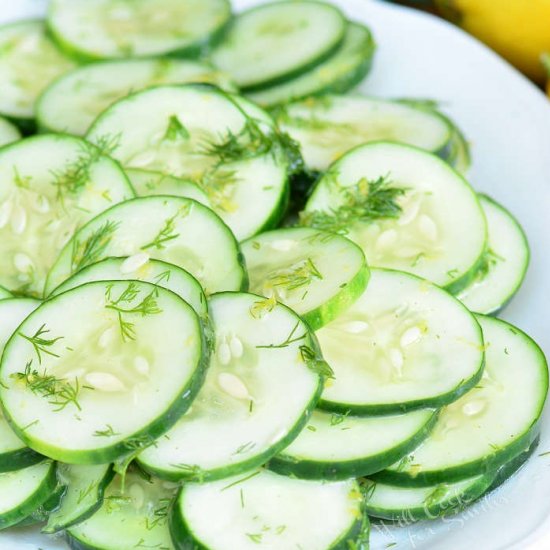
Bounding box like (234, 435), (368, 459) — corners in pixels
(274, 95), (454, 172)
(50, 257), (208, 321)
(171, 470), (369, 550)
(0, 134), (134, 297)
(0, 287), (12, 300)
(317, 269), (484, 414)
(0, 20), (75, 123)
(86, 84), (290, 240)
(242, 227), (368, 331)
(138, 292), (322, 481)
(0, 280), (207, 464)
(211, 1), (346, 90)
(48, 0), (231, 60)
(0, 461), (57, 529)
(126, 168), (210, 206)
(374, 316), (548, 486)
(43, 463), (114, 533)
(45, 196), (246, 296)
(395, 98), (471, 175)
(0, 117), (21, 147)
(67, 469), (176, 550)
(0, 298), (43, 472)
(456, 194), (529, 315)
(486, 436), (538, 493)
(364, 473), (494, 521)
(269, 408), (437, 480)
(303, 142), (487, 292)
(246, 22), (375, 107)
(36, 58), (235, 136)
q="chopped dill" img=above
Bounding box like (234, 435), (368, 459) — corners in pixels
(12, 360), (89, 412)
(299, 174), (405, 235)
(19, 324), (63, 364)
(71, 220), (120, 272)
(267, 258), (323, 291)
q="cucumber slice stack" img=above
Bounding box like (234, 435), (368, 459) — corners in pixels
(0, 0), (544, 547)
(211, 2), (375, 105)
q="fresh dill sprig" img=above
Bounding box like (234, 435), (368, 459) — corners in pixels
(249, 295), (277, 319)
(256, 321), (306, 349)
(163, 115), (189, 141)
(200, 119), (272, 164)
(299, 174), (406, 235)
(197, 165), (239, 213)
(12, 360), (88, 412)
(19, 324), (63, 364)
(299, 344), (335, 379)
(200, 116), (304, 175)
(144, 498), (172, 531)
(423, 484), (449, 508)
(170, 463), (206, 482)
(233, 441), (256, 455)
(142, 206), (190, 250)
(267, 258), (323, 291)
(71, 220), (120, 272)
(105, 283), (163, 342)
(76, 480), (98, 504)
(93, 424), (120, 437)
(50, 136), (120, 205)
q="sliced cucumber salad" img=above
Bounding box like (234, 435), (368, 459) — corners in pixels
(0, 0), (545, 547)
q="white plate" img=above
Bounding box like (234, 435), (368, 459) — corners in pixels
(2, 1), (550, 549)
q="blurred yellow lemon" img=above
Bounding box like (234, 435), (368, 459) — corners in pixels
(436, 0), (550, 83)
(543, 53), (550, 96)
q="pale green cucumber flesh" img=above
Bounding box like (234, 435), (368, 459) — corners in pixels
(45, 196), (246, 296)
(456, 194), (529, 315)
(37, 58), (235, 135)
(317, 269), (484, 414)
(269, 408), (437, 480)
(242, 227), (368, 331)
(138, 292), (322, 481)
(0, 20), (75, 120)
(0, 298), (43, 471)
(303, 142), (487, 292)
(0, 461), (57, 529)
(245, 22), (375, 107)
(86, 84), (290, 241)
(172, 470), (369, 550)
(126, 168), (211, 206)
(375, 316), (548, 486)
(67, 469), (177, 550)
(275, 95), (453, 172)
(49, 256), (208, 321)
(211, 1), (346, 90)
(48, 0), (231, 60)
(0, 280), (206, 464)
(43, 463), (114, 533)
(0, 134), (134, 297)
